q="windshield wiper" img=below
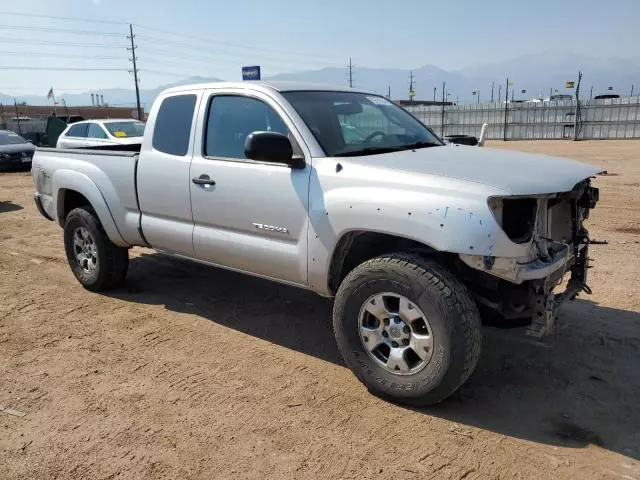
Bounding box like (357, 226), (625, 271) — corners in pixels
(333, 146), (405, 157)
(333, 141), (441, 157)
(398, 141), (441, 151)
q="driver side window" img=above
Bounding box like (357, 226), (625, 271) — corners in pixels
(205, 95), (298, 160)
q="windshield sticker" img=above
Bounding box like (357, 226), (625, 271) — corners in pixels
(112, 131), (128, 138)
(367, 96), (392, 106)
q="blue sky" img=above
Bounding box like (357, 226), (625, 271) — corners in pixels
(1, 0), (639, 98)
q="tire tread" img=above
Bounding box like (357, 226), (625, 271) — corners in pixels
(333, 253), (482, 405)
(64, 207), (128, 291)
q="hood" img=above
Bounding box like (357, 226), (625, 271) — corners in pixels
(0, 143), (36, 154)
(341, 145), (603, 195)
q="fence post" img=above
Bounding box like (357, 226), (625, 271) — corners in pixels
(634, 97), (640, 139)
(441, 81), (446, 137)
(503, 77), (509, 141)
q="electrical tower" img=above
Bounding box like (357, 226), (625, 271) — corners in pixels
(127, 24), (143, 121)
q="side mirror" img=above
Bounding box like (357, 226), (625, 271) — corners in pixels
(244, 131), (305, 169)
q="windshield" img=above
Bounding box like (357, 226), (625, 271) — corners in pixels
(104, 121), (145, 138)
(0, 131), (27, 145)
(282, 91), (442, 157)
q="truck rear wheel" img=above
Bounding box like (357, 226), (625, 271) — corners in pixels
(63, 207), (128, 291)
(333, 254), (482, 406)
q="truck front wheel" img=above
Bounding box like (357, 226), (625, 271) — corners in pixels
(63, 207), (129, 291)
(333, 254), (482, 406)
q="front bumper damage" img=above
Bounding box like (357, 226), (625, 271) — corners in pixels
(458, 181), (600, 338)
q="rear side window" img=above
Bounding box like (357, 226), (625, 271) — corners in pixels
(152, 94), (197, 156)
(87, 123), (108, 139)
(67, 123), (88, 137)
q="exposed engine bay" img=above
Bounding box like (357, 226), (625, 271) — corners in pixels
(457, 179), (601, 338)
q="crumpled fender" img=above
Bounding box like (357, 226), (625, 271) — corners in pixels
(307, 185), (530, 296)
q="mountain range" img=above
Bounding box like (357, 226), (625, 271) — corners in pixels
(2, 52), (639, 109)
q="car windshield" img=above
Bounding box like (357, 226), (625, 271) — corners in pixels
(282, 91), (442, 157)
(0, 131), (27, 145)
(104, 121), (145, 138)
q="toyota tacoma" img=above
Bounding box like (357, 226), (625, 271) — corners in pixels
(32, 81), (602, 405)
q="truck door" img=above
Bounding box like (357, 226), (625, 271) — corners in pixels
(189, 90), (311, 286)
(137, 92), (201, 256)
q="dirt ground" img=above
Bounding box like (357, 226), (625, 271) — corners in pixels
(1, 140), (639, 480)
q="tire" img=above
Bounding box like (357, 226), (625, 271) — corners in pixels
(333, 253), (482, 406)
(63, 206), (129, 291)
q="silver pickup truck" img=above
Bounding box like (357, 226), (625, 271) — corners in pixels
(32, 81), (602, 405)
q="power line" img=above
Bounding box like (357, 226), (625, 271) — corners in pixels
(0, 36), (125, 48)
(0, 11), (128, 25)
(0, 51), (122, 60)
(136, 35), (343, 67)
(0, 66), (129, 71)
(0, 87), (93, 91)
(137, 47), (325, 72)
(0, 11), (340, 60)
(0, 11), (341, 69)
(138, 54), (217, 68)
(139, 68), (198, 77)
(0, 24), (125, 36)
(134, 24), (341, 60)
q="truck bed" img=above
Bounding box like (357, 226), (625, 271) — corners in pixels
(33, 147), (144, 247)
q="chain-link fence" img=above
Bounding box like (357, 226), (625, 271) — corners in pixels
(405, 97), (640, 140)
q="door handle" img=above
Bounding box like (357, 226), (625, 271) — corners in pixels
(192, 175), (216, 186)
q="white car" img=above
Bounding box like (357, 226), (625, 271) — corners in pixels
(56, 119), (145, 149)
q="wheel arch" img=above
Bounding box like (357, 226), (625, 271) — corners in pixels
(53, 170), (127, 247)
(327, 230), (444, 294)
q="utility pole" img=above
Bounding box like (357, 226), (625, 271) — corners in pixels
(477, 90), (480, 104)
(632, 84), (635, 97)
(13, 98), (21, 135)
(549, 87), (553, 100)
(408, 70), (415, 104)
(498, 84), (502, 102)
(387, 85), (391, 99)
(589, 86), (593, 100)
(433, 87), (436, 103)
(128, 24), (143, 121)
(441, 81), (446, 137)
(503, 77), (509, 141)
(347, 58), (354, 88)
(491, 82), (495, 102)
(573, 71), (583, 141)
(62, 98), (69, 119)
